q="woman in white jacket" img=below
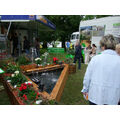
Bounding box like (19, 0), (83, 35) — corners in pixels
(81, 34), (120, 105)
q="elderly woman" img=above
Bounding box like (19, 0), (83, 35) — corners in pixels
(81, 34), (120, 105)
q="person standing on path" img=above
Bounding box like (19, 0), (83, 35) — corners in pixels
(23, 36), (30, 55)
(73, 40), (82, 70)
(35, 38), (40, 57)
(12, 33), (18, 56)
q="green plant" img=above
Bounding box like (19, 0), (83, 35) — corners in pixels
(16, 55), (31, 65)
(6, 63), (20, 73)
(27, 90), (37, 101)
(65, 50), (74, 65)
(40, 49), (48, 55)
(8, 71), (27, 86)
(35, 58), (42, 65)
(67, 49), (75, 55)
(40, 99), (58, 105)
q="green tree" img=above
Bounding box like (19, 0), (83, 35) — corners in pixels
(46, 15), (82, 48)
(38, 15), (112, 48)
(82, 15), (112, 20)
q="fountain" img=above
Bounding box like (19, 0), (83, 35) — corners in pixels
(26, 68), (63, 94)
(30, 47), (37, 63)
(22, 64), (69, 101)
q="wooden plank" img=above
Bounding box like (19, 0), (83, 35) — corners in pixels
(50, 64), (69, 101)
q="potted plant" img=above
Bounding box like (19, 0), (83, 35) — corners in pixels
(65, 53), (76, 74)
(35, 58), (42, 67)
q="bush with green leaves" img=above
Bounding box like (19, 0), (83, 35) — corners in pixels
(40, 49), (48, 55)
(16, 55), (31, 65)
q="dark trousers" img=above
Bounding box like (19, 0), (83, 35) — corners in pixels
(12, 44), (17, 55)
(36, 49), (40, 57)
(74, 57), (81, 69)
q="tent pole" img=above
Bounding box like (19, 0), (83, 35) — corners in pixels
(6, 22), (12, 38)
(6, 22), (12, 58)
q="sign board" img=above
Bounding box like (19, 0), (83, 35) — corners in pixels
(0, 15), (35, 21)
(0, 68), (5, 74)
(92, 26), (105, 36)
(113, 23), (120, 27)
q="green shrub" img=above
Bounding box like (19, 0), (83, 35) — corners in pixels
(40, 49), (48, 55)
(16, 55), (31, 65)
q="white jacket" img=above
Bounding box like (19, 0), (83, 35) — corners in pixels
(81, 50), (120, 105)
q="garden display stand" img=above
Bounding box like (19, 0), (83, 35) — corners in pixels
(2, 63), (69, 104)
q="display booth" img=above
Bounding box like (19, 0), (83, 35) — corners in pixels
(0, 15), (56, 59)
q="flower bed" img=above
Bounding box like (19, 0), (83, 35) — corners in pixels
(17, 82), (42, 105)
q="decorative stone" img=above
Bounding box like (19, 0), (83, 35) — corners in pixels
(7, 80), (11, 83)
(14, 85), (17, 88)
(36, 100), (42, 104)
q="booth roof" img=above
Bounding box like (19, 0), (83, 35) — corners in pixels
(0, 15), (56, 31)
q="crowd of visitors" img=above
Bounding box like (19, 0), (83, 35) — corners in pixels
(9, 32), (41, 57)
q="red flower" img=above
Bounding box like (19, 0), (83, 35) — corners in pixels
(23, 86), (27, 90)
(28, 83), (31, 86)
(53, 57), (56, 62)
(23, 94), (27, 100)
(23, 83), (27, 86)
(53, 57), (59, 63)
(21, 84), (24, 87)
(19, 87), (23, 91)
(36, 95), (38, 99)
(37, 92), (39, 96)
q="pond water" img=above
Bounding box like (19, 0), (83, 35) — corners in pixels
(27, 68), (63, 94)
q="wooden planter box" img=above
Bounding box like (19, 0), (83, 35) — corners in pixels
(21, 64), (69, 102)
(2, 64), (69, 104)
(20, 64), (37, 72)
(68, 64), (76, 74)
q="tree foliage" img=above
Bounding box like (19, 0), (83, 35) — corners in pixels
(39, 15), (112, 48)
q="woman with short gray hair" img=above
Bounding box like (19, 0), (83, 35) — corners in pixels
(81, 34), (120, 105)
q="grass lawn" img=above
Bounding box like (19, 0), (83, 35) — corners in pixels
(0, 52), (88, 105)
(60, 63), (88, 105)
